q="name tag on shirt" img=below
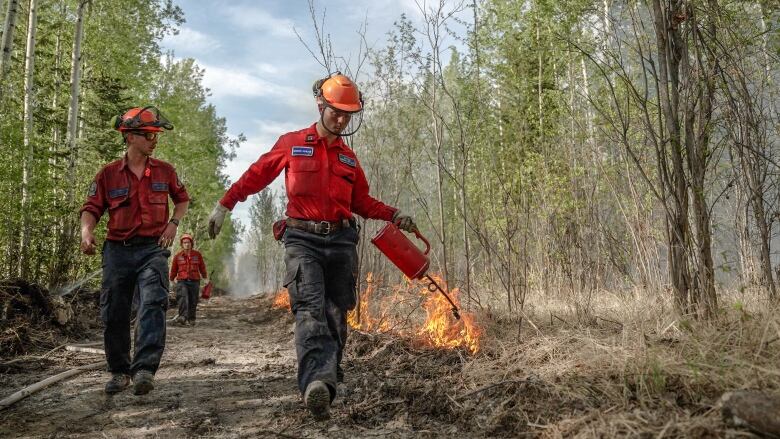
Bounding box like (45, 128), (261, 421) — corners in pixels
(109, 188), (129, 198)
(292, 146), (314, 157)
(338, 154), (356, 167)
(151, 182), (168, 191)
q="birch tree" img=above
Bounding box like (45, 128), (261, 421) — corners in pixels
(0, 0), (20, 98)
(19, 0), (38, 278)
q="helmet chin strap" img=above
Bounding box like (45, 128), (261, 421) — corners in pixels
(319, 105), (363, 137)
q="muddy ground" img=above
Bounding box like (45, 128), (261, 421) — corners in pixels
(0, 294), (772, 438)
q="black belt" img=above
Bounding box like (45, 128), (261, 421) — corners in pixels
(108, 236), (159, 247)
(286, 218), (353, 235)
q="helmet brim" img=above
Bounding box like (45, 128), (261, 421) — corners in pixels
(120, 126), (164, 133)
(328, 102), (362, 113)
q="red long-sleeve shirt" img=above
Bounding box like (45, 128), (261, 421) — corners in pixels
(170, 249), (208, 281)
(219, 123), (397, 222)
(80, 156), (189, 240)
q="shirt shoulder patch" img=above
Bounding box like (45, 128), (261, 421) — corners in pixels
(88, 181), (97, 197)
(292, 146), (314, 157)
(338, 154), (356, 167)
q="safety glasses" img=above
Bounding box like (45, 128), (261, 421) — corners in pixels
(131, 131), (158, 141)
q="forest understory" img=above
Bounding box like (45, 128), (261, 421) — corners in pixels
(1, 280), (778, 438)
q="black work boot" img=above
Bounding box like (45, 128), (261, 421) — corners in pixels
(104, 373), (130, 394)
(132, 370), (155, 395)
(304, 380), (331, 420)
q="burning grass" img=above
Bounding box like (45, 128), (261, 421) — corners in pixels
(271, 272), (482, 354)
(337, 286), (780, 437)
(268, 277), (780, 436)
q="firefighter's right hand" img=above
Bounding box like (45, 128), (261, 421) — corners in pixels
(392, 210), (417, 233)
(80, 231), (97, 255)
(208, 202), (230, 239)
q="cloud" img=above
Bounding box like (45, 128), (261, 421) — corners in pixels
(162, 26), (221, 55)
(199, 63), (310, 101)
(224, 6), (298, 39)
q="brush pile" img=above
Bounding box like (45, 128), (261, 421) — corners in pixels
(0, 279), (100, 358)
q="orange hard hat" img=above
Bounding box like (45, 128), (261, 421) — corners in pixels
(180, 233), (193, 245)
(114, 106), (173, 132)
(317, 74), (362, 113)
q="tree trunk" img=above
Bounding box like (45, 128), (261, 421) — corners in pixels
(19, 0), (38, 279)
(65, 1), (87, 206)
(52, 0), (88, 286)
(652, 0), (691, 315)
(0, 0), (20, 99)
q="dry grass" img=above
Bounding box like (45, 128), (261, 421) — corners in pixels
(344, 281), (780, 437)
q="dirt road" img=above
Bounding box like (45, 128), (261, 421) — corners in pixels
(1, 295), (436, 438)
(2, 291), (764, 438)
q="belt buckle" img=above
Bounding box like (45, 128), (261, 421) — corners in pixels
(317, 221), (331, 235)
(122, 239), (132, 247)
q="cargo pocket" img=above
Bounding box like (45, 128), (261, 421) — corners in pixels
(139, 262), (169, 311)
(344, 270), (358, 311)
(99, 288), (111, 323)
(283, 260), (301, 312)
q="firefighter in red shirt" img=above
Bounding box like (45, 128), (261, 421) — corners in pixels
(207, 73), (415, 419)
(80, 106), (189, 396)
(170, 233), (208, 326)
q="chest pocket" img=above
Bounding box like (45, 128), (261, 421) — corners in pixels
(107, 186), (133, 232)
(147, 180), (169, 226)
(287, 157), (321, 197)
(330, 161), (356, 204)
(149, 182), (168, 203)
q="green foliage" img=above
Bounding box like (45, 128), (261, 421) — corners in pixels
(0, 1), (236, 289)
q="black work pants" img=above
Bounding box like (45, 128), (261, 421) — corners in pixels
(176, 280), (200, 321)
(101, 241), (170, 375)
(283, 226), (358, 401)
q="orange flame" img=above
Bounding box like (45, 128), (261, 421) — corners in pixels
(271, 288), (291, 310)
(348, 273), (482, 354)
(272, 273), (482, 354)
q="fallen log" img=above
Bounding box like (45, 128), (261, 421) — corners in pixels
(65, 345), (104, 355)
(719, 390), (780, 438)
(0, 361), (103, 410)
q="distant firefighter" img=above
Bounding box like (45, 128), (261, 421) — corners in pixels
(169, 233), (208, 326)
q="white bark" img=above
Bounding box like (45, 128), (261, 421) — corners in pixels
(0, 0), (20, 95)
(19, 0), (37, 277)
(65, 0), (88, 207)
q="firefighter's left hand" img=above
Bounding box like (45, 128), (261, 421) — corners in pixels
(158, 223), (177, 248)
(393, 211), (417, 233)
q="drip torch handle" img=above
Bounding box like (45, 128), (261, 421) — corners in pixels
(413, 229), (431, 256)
(424, 275), (461, 320)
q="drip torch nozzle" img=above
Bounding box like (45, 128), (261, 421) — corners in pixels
(425, 275), (461, 320)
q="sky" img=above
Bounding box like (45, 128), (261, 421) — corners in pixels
(160, 0), (468, 243)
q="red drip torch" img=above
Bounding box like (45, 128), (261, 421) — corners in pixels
(371, 222), (461, 319)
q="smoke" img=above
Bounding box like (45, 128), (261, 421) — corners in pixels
(224, 241), (285, 298)
(226, 250), (261, 297)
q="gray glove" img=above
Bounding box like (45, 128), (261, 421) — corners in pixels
(208, 202), (230, 239)
(392, 210), (417, 232)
